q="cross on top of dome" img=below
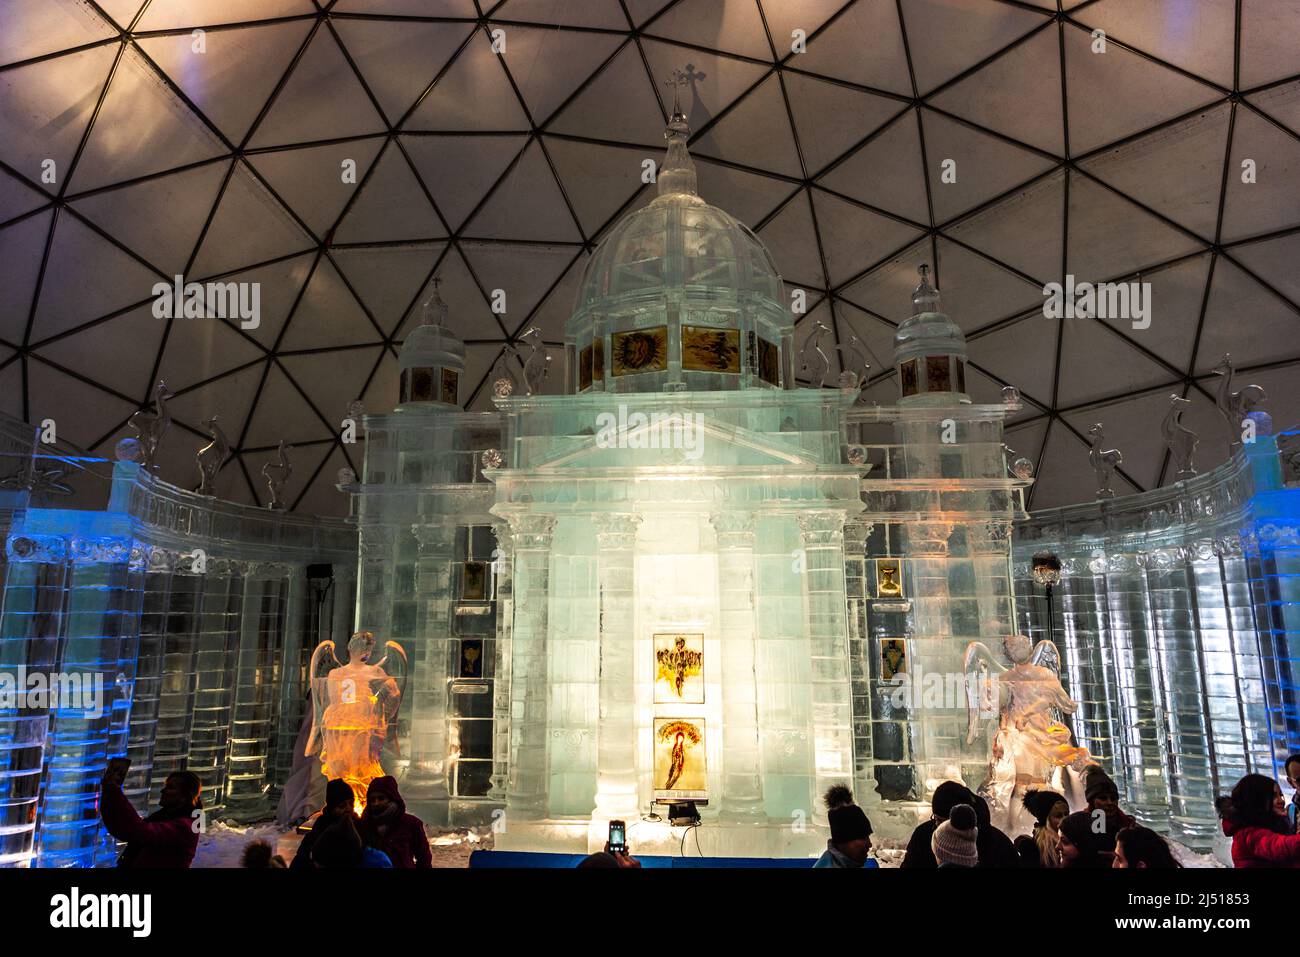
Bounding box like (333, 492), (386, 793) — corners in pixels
(657, 67), (702, 199)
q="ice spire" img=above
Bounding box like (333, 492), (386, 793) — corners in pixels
(911, 263), (941, 316)
(658, 68), (698, 198)
(419, 276), (449, 327)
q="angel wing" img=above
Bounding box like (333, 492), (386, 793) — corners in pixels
(369, 640), (408, 758)
(1029, 639), (1062, 674)
(963, 640), (1009, 745)
(304, 639), (342, 757)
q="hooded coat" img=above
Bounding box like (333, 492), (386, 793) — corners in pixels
(358, 776), (432, 869)
(99, 780), (199, 869)
(1221, 818), (1300, 868)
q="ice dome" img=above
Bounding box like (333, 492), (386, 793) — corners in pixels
(565, 98), (792, 394)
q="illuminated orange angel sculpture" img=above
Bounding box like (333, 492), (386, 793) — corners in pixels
(964, 634), (1092, 833)
(306, 630), (407, 811)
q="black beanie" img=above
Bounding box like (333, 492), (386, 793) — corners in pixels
(325, 778), (353, 810)
(931, 781), (974, 820)
(1022, 789), (1067, 826)
(829, 804), (872, 844)
(1084, 766), (1119, 803)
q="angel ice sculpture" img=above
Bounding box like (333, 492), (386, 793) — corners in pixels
(306, 630), (407, 811)
(964, 634), (1092, 833)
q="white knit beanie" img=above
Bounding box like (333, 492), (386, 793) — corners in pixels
(931, 803), (979, 867)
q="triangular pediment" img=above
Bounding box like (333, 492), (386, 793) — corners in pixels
(525, 411), (821, 471)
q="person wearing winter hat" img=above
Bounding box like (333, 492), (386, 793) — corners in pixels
(1083, 765), (1135, 859)
(901, 780), (973, 868)
(970, 794), (1019, 868)
(932, 803), (979, 868)
(291, 777), (361, 870)
(813, 802), (874, 868)
(1014, 789), (1068, 868)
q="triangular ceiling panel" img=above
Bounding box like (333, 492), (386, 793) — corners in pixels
(189, 162), (315, 279)
(333, 145), (444, 244)
(783, 72), (902, 175)
(1219, 104), (1300, 243)
(217, 253), (316, 350)
(463, 140), (582, 242)
(927, 26), (1064, 155)
(33, 305), (164, 395)
(649, 0), (772, 61)
(458, 242), (576, 338)
(1, 0), (115, 66)
(1229, 233), (1300, 306)
(331, 244), (446, 336)
(498, 0), (630, 30)
(492, 26), (625, 125)
(136, 20), (314, 144)
(70, 47), (228, 193)
(249, 27), (387, 148)
(1066, 172), (1203, 281)
(0, 45), (117, 183)
(899, 0), (1050, 95)
(692, 73), (803, 178)
(331, 19), (475, 125)
(404, 32), (530, 131)
(241, 361), (331, 448)
(137, 0), (316, 30)
(1070, 0), (1236, 90)
(1061, 388), (1188, 491)
(1076, 103), (1230, 241)
(795, 0), (912, 96)
(757, 192), (826, 291)
(694, 158), (797, 227)
(944, 169), (1065, 283)
(69, 160), (231, 274)
(280, 346), (384, 425)
(966, 317), (1058, 406)
(1054, 318), (1177, 408)
(547, 42), (668, 144)
(932, 237), (1045, 333)
(838, 238), (933, 324)
(249, 139), (385, 241)
(638, 42), (770, 125)
(402, 134), (528, 233)
(1239, 0), (1300, 89)
(0, 170), (49, 224)
(1063, 19), (1221, 155)
(1192, 256), (1300, 374)
(279, 256), (383, 351)
(25, 358), (139, 451)
(817, 111), (928, 225)
(153, 311), (266, 393)
(809, 190), (927, 287)
(921, 108), (1057, 223)
(545, 138), (649, 238)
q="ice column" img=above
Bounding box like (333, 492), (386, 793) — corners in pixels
(905, 521), (954, 785)
(488, 529), (514, 801)
(710, 511), (764, 821)
(842, 521), (879, 806)
(409, 524), (455, 807)
(797, 511), (855, 822)
(593, 513), (641, 821)
(506, 514), (555, 820)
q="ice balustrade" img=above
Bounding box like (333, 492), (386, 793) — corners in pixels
(1013, 442), (1281, 847)
(0, 430), (356, 867)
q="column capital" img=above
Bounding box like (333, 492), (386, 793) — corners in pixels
(709, 510), (755, 545)
(796, 509), (845, 541)
(907, 521), (952, 556)
(594, 512), (641, 550)
(509, 513), (556, 548)
(843, 521), (873, 552)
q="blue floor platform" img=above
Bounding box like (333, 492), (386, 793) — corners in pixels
(469, 850), (876, 868)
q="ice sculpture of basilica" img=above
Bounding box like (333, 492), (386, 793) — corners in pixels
(351, 102), (1029, 857)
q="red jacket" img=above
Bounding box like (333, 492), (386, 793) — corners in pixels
(359, 776), (431, 869)
(99, 781), (199, 868)
(1222, 818), (1300, 868)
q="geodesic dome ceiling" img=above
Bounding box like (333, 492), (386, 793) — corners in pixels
(3, 0), (1299, 516)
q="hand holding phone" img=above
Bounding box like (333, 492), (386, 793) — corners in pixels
(102, 757), (131, 788)
(607, 819), (627, 855)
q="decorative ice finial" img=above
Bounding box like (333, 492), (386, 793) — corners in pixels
(1212, 352), (1267, 453)
(911, 263), (941, 316)
(1162, 394), (1198, 480)
(511, 327), (551, 396)
(835, 335), (874, 392)
(419, 276), (449, 328)
(1004, 445), (1034, 480)
(196, 415), (230, 496)
(263, 440), (293, 510)
(1001, 385), (1020, 405)
(799, 320), (831, 389)
(658, 68), (701, 198)
(1087, 423), (1123, 500)
(128, 380), (173, 473)
(490, 348), (517, 398)
(337, 467), (356, 487)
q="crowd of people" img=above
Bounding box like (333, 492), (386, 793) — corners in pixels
(814, 758), (1300, 869)
(97, 755), (1300, 870)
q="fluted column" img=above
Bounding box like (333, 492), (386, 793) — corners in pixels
(592, 513), (641, 820)
(904, 521), (952, 783)
(711, 511), (764, 821)
(842, 521), (879, 807)
(797, 510), (854, 824)
(506, 514), (556, 820)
